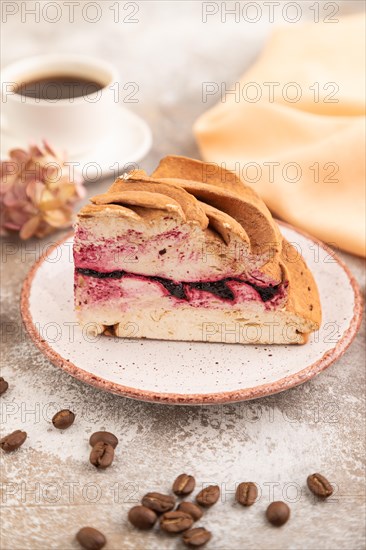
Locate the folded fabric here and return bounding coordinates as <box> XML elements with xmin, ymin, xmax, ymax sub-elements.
<box><xmin>194</xmin><ymin>14</ymin><xmax>365</xmax><ymax>256</ymax></box>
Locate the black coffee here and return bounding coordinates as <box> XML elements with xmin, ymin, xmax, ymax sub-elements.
<box><xmin>14</xmin><ymin>75</ymin><xmax>104</xmax><ymax>100</ymax></box>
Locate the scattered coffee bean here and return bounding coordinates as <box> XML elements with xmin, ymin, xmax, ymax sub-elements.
<box><xmin>235</xmin><ymin>482</ymin><xmax>258</xmax><ymax>506</ymax></box>
<box><xmin>128</xmin><ymin>505</ymin><xmax>157</xmax><ymax>530</ymax></box>
<box><xmin>160</xmin><ymin>511</ymin><xmax>193</xmax><ymax>533</ymax></box>
<box><xmin>307</xmin><ymin>473</ymin><xmax>333</xmax><ymax>498</ymax></box>
<box><xmin>266</xmin><ymin>501</ymin><xmax>290</xmax><ymax>526</ymax></box>
<box><xmin>142</xmin><ymin>492</ymin><xmax>175</xmax><ymax>513</ymax></box>
<box><xmin>89</xmin><ymin>431</ymin><xmax>118</xmax><ymax>449</ymax></box>
<box><xmin>196</xmin><ymin>485</ymin><xmax>220</xmax><ymax>507</ymax></box>
<box><xmin>177</xmin><ymin>502</ymin><xmax>203</xmax><ymax>521</ymax></box>
<box><xmin>76</xmin><ymin>526</ymin><xmax>106</xmax><ymax>550</ymax></box>
<box><xmin>182</xmin><ymin>527</ymin><xmax>212</xmax><ymax>547</ymax></box>
<box><xmin>0</xmin><ymin>430</ymin><xmax>27</xmax><ymax>452</ymax></box>
<box><xmin>0</xmin><ymin>377</ymin><xmax>9</xmax><ymax>396</ymax></box>
<box><xmin>52</xmin><ymin>409</ymin><xmax>75</xmax><ymax>430</ymax></box>
<box><xmin>89</xmin><ymin>442</ymin><xmax>114</xmax><ymax>469</ymax></box>
<box><xmin>173</xmin><ymin>473</ymin><xmax>196</xmax><ymax>496</ymax></box>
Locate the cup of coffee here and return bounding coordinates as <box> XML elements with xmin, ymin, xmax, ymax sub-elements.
<box><xmin>1</xmin><ymin>54</ymin><xmax>120</xmax><ymax>155</ymax></box>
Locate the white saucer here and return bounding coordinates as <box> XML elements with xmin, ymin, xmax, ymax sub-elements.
<box><xmin>1</xmin><ymin>106</ymin><xmax>152</xmax><ymax>180</ymax></box>
<box><xmin>21</xmin><ymin>223</ymin><xmax>362</xmax><ymax>405</ymax></box>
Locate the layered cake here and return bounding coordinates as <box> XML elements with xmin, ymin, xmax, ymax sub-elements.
<box><xmin>73</xmin><ymin>156</ymin><xmax>321</xmax><ymax>344</ymax></box>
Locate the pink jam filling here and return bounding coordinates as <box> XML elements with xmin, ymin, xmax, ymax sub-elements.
<box><xmin>75</xmin><ymin>272</ymin><xmax>287</xmax><ymax>310</ymax></box>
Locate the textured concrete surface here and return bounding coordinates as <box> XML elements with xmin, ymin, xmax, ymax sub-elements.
<box><xmin>1</xmin><ymin>2</ymin><xmax>365</xmax><ymax>549</ymax></box>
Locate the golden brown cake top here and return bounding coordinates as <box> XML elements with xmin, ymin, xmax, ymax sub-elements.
<box><xmin>89</xmin><ymin>155</ymin><xmax>282</xmax><ymax>257</ymax></box>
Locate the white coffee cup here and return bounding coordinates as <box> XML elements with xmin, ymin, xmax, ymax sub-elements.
<box><xmin>1</xmin><ymin>54</ymin><xmax>120</xmax><ymax>156</ymax></box>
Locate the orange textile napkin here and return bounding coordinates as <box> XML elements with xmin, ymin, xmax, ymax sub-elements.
<box><xmin>194</xmin><ymin>14</ymin><xmax>365</xmax><ymax>256</ymax></box>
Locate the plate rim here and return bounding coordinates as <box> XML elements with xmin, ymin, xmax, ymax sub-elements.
<box><xmin>20</xmin><ymin>223</ymin><xmax>363</xmax><ymax>405</ymax></box>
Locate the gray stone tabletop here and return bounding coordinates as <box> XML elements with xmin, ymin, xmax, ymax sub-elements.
<box><xmin>1</xmin><ymin>2</ymin><xmax>365</xmax><ymax>549</ymax></box>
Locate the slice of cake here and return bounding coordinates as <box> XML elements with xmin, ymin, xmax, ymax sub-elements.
<box><xmin>73</xmin><ymin>156</ymin><xmax>321</xmax><ymax>344</ymax></box>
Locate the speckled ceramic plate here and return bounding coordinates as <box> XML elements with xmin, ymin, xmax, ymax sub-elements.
<box><xmin>21</xmin><ymin>223</ymin><xmax>362</xmax><ymax>405</ymax></box>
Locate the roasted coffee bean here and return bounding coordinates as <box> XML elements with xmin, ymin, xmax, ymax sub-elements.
<box><xmin>0</xmin><ymin>377</ymin><xmax>9</xmax><ymax>395</ymax></box>
<box><xmin>128</xmin><ymin>505</ymin><xmax>157</xmax><ymax>529</ymax></box>
<box><xmin>196</xmin><ymin>485</ymin><xmax>220</xmax><ymax>507</ymax></box>
<box><xmin>173</xmin><ymin>473</ymin><xmax>196</xmax><ymax>496</ymax></box>
<box><xmin>89</xmin><ymin>431</ymin><xmax>118</xmax><ymax>449</ymax></box>
<box><xmin>160</xmin><ymin>511</ymin><xmax>193</xmax><ymax>533</ymax></box>
<box><xmin>89</xmin><ymin>442</ymin><xmax>114</xmax><ymax>469</ymax></box>
<box><xmin>182</xmin><ymin>527</ymin><xmax>212</xmax><ymax>547</ymax></box>
<box><xmin>235</xmin><ymin>482</ymin><xmax>258</xmax><ymax>506</ymax></box>
<box><xmin>76</xmin><ymin>526</ymin><xmax>106</xmax><ymax>550</ymax></box>
<box><xmin>142</xmin><ymin>492</ymin><xmax>175</xmax><ymax>513</ymax></box>
<box><xmin>307</xmin><ymin>473</ymin><xmax>333</xmax><ymax>498</ymax></box>
<box><xmin>177</xmin><ymin>502</ymin><xmax>203</xmax><ymax>521</ymax></box>
<box><xmin>266</xmin><ymin>501</ymin><xmax>290</xmax><ymax>526</ymax></box>
<box><xmin>52</xmin><ymin>409</ymin><xmax>75</xmax><ymax>429</ymax></box>
<box><xmin>0</xmin><ymin>430</ymin><xmax>27</xmax><ymax>452</ymax></box>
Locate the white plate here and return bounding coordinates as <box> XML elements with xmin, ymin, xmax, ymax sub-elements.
<box><xmin>21</xmin><ymin>224</ymin><xmax>362</xmax><ymax>405</ymax></box>
<box><xmin>1</xmin><ymin>106</ymin><xmax>152</xmax><ymax>179</ymax></box>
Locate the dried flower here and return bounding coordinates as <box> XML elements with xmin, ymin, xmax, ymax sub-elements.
<box><xmin>0</xmin><ymin>141</ymin><xmax>85</xmax><ymax>239</ymax></box>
